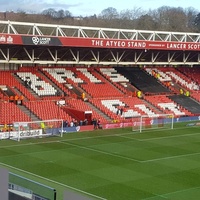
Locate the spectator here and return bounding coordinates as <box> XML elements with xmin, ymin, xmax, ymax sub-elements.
<box><xmin>63</xmin><ymin>120</ymin><xmax>68</xmax><ymax>127</ymax></box>
<box><xmin>92</xmin><ymin>118</ymin><xmax>97</xmax><ymax>129</ymax></box>
<box><xmin>40</xmin><ymin>122</ymin><xmax>45</xmax><ymax>134</ymax></box>
<box><xmin>83</xmin><ymin>119</ymin><xmax>88</xmax><ymax>125</ymax></box>
<box><xmin>120</xmin><ymin>107</ymin><xmax>124</xmax><ymax>116</ymax></box>
<box><xmin>14</xmin><ymin>95</ymin><xmax>19</xmax><ymax>105</ymax></box>
<box><xmin>24</xmin><ymin>79</ymin><xmax>28</xmax><ymax>87</ymax></box>
<box><xmin>70</xmin><ymin>120</ymin><xmax>74</xmax><ymax>127</ymax></box>
<box><xmin>116</xmin><ymin>106</ymin><xmax>120</xmax><ymax>115</ymax></box>
<box><xmin>97</xmin><ymin>118</ymin><xmax>102</xmax><ymax>129</ymax></box>
<box><xmin>79</xmin><ymin>120</ymin><xmax>83</xmax><ymax>126</ymax></box>
<box><xmin>19</xmin><ymin>95</ymin><xmax>24</xmax><ymax>105</ymax></box>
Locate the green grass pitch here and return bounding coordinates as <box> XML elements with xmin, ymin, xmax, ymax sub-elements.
<box><xmin>1</xmin><ymin>122</ymin><xmax>200</xmax><ymax>200</ymax></box>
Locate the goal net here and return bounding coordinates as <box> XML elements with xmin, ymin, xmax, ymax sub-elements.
<box><xmin>10</xmin><ymin>119</ymin><xmax>63</xmax><ymax>141</ymax></box>
<box><xmin>132</xmin><ymin>114</ymin><xmax>174</xmax><ymax>133</ymax></box>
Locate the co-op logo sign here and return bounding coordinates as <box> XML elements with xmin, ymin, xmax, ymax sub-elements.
<box><xmin>32</xmin><ymin>36</ymin><xmax>51</xmax><ymax>45</ymax></box>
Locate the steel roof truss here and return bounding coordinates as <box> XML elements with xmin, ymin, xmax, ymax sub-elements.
<box><xmin>8</xmin><ymin>22</ymin><xmax>17</xmax><ymax>34</ymax></box>
<box><xmin>135</xmin><ymin>52</ymin><xmax>143</xmax><ymax>63</ymax></box>
<box><xmin>23</xmin><ymin>47</ymin><xmax>33</xmax><ymax>61</ymax></box>
<box><xmin>70</xmin><ymin>49</ymin><xmax>79</xmax><ymax>62</ymax></box>
<box><xmin>183</xmin><ymin>52</ymin><xmax>191</xmax><ymax>63</ymax></box>
<box><xmin>151</xmin><ymin>52</ymin><xmax>160</xmax><ymax>63</ymax></box>
<box><xmin>168</xmin><ymin>52</ymin><xmax>176</xmax><ymax>62</ymax></box>
<box><xmin>0</xmin><ymin>48</ymin><xmax>8</xmax><ymax>61</ymax></box>
<box><xmin>33</xmin><ymin>25</ymin><xmax>43</xmax><ymax>35</ymax></box>
<box><xmin>91</xmin><ymin>50</ymin><xmax>99</xmax><ymax>62</ymax></box>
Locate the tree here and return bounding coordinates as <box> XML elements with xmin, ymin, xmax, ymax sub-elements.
<box><xmin>99</xmin><ymin>7</ymin><xmax>119</xmax><ymax>20</ymax></box>
<box><xmin>42</xmin><ymin>8</ymin><xmax>57</xmax><ymax>18</ymax></box>
<box><xmin>194</xmin><ymin>12</ymin><xmax>200</xmax><ymax>31</ymax></box>
<box><xmin>150</xmin><ymin>6</ymin><xmax>192</xmax><ymax>32</ymax></box>
<box><xmin>65</xmin><ymin>10</ymin><xmax>72</xmax><ymax>18</ymax></box>
<box><xmin>136</xmin><ymin>14</ymin><xmax>157</xmax><ymax>30</ymax></box>
<box><xmin>119</xmin><ymin>7</ymin><xmax>145</xmax><ymax>20</ymax></box>
<box><xmin>182</xmin><ymin>7</ymin><xmax>198</xmax><ymax>32</ymax></box>
<box><xmin>56</xmin><ymin>9</ymin><xmax>65</xmax><ymax>19</ymax></box>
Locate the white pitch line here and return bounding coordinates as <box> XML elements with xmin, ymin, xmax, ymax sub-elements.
<box><xmin>138</xmin><ymin>131</ymin><xmax>200</xmax><ymax>142</ymax></box>
<box><xmin>142</xmin><ymin>151</ymin><xmax>200</xmax><ymax>163</ymax></box>
<box><xmin>142</xmin><ymin>185</ymin><xmax>200</xmax><ymax>199</ymax></box>
<box><xmin>1</xmin><ymin>128</ymin><xmax>199</xmax><ymax>150</ymax></box>
<box><xmin>0</xmin><ymin>132</ymin><xmax>135</xmax><ymax>149</ymax></box>
<box><xmin>59</xmin><ymin>141</ymin><xmax>141</xmax><ymax>162</ymax></box>
<box><xmin>159</xmin><ymin>185</ymin><xmax>200</xmax><ymax>198</ymax></box>
<box><xmin>0</xmin><ymin>162</ymin><xmax>107</xmax><ymax>200</ymax></box>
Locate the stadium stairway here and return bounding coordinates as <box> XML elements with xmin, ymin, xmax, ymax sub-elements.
<box><xmin>17</xmin><ymin>104</ymin><xmax>41</xmax><ymax>121</ymax></box>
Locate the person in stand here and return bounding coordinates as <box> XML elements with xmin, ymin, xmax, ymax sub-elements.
<box><xmin>74</xmin><ymin>119</ymin><xmax>78</xmax><ymax>126</ymax></box>
<box><xmin>83</xmin><ymin>118</ymin><xmax>88</xmax><ymax>125</ymax></box>
<box><xmin>81</xmin><ymin>92</ymin><xmax>85</xmax><ymax>101</ymax></box>
<box><xmin>9</xmin><ymin>96</ymin><xmax>14</xmax><ymax>102</ymax></box>
<box><xmin>19</xmin><ymin>95</ymin><xmax>24</xmax><ymax>105</ymax></box>
<box><xmin>40</xmin><ymin>122</ymin><xmax>45</xmax><ymax>134</ymax></box>
<box><xmin>120</xmin><ymin>107</ymin><xmax>124</xmax><ymax>116</ymax></box>
<box><xmin>92</xmin><ymin>118</ymin><xmax>97</xmax><ymax>129</ymax></box>
<box><xmin>24</xmin><ymin>79</ymin><xmax>28</xmax><ymax>87</ymax></box>
<box><xmin>14</xmin><ymin>95</ymin><xmax>19</xmax><ymax>105</ymax></box>
<box><xmin>28</xmin><ymin>80</ymin><xmax>32</xmax><ymax>87</ymax></box>
<box><xmin>70</xmin><ymin>120</ymin><xmax>74</xmax><ymax>127</ymax></box>
<box><xmin>63</xmin><ymin>120</ymin><xmax>68</xmax><ymax>127</ymax></box>
<box><xmin>79</xmin><ymin>120</ymin><xmax>83</xmax><ymax>126</ymax></box>
<box><xmin>116</xmin><ymin>106</ymin><xmax>120</xmax><ymax>115</ymax></box>
<box><xmin>97</xmin><ymin>118</ymin><xmax>102</xmax><ymax>129</ymax></box>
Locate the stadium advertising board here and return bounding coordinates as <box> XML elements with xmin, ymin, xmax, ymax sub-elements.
<box><xmin>1</xmin><ymin>33</ymin><xmax>200</xmax><ymax>51</ymax></box>
<box><xmin>0</xmin><ymin>129</ymin><xmax>42</xmax><ymax>140</ymax></box>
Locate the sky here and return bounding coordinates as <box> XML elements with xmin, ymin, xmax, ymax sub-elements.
<box><xmin>0</xmin><ymin>0</ymin><xmax>199</xmax><ymax>16</ymax></box>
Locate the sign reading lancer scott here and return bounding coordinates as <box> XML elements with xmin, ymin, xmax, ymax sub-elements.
<box><xmin>21</xmin><ymin>35</ymin><xmax>62</xmax><ymax>46</ymax></box>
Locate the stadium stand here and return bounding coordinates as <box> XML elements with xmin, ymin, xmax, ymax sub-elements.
<box><xmin>0</xmin><ymin>65</ymin><xmax>199</xmax><ymax>128</ymax></box>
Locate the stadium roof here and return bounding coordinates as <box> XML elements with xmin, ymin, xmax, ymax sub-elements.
<box><xmin>0</xmin><ymin>20</ymin><xmax>200</xmax><ymax>65</ymax></box>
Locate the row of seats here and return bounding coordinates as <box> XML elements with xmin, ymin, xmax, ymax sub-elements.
<box><xmin>0</xmin><ymin>102</ymin><xmax>31</xmax><ymax>124</ymax></box>
<box><xmin>16</xmin><ymin>72</ymin><xmax>57</xmax><ymax>96</ymax></box>
<box><xmin>145</xmin><ymin>67</ymin><xmax>199</xmax><ymax>91</ymax></box>
<box><xmin>145</xmin><ymin>95</ymin><xmax>192</xmax><ymax>116</ymax></box>
<box><xmin>23</xmin><ymin>100</ymin><xmax>72</xmax><ymax>121</ymax></box>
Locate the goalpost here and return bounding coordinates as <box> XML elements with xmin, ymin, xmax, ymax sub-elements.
<box><xmin>10</xmin><ymin>119</ymin><xmax>63</xmax><ymax>141</ymax></box>
<box><xmin>132</xmin><ymin>114</ymin><xmax>174</xmax><ymax>133</ymax></box>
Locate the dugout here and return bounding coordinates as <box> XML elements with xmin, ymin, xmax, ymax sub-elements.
<box><xmin>63</xmin><ymin>107</ymin><xmax>92</xmax><ymax>125</ymax></box>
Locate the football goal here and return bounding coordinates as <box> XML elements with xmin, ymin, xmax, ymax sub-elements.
<box><xmin>132</xmin><ymin>114</ymin><xmax>174</xmax><ymax>133</ymax></box>
<box><xmin>10</xmin><ymin>119</ymin><xmax>63</xmax><ymax>141</ymax></box>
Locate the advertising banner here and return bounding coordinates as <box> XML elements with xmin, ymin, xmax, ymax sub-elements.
<box><xmin>1</xmin><ymin>33</ymin><xmax>200</xmax><ymax>51</ymax></box>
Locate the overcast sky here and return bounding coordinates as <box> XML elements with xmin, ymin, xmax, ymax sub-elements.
<box><xmin>0</xmin><ymin>0</ymin><xmax>199</xmax><ymax>16</ymax></box>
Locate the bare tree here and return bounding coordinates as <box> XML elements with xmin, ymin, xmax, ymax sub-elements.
<box><xmin>99</xmin><ymin>7</ymin><xmax>119</xmax><ymax>20</ymax></box>
<box><xmin>136</xmin><ymin>14</ymin><xmax>157</xmax><ymax>30</ymax></box>
<box><xmin>2</xmin><ymin>6</ymin><xmax>200</xmax><ymax>33</ymax></box>
<box><xmin>119</xmin><ymin>7</ymin><xmax>145</xmax><ymax>20</ymax></box>
<box><xmin>42</xmin><ymin>8</ymin><xmax>57</xmax><ymax>18</ymax></box>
